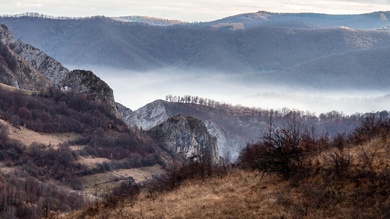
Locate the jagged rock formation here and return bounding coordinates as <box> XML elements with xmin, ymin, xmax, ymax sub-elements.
<box><xmin>116</xmin><ymin>102</ymin><xmax>139</xmax><ymax>128</ymax></box>
<box><xmin>203</xmin><ymin>120</ymin><xmax>232</xmax><ymax>162</ymax></box>
<box><xmin>62</xmin><ymin>70</ymin><xmax>116</xmax><ymax>110</ymax></box>
<box><xmin>147</xmin><ymin>114</ymin><xmax>220</xmax><ymax>163</ymax></box>
<box><xmin>0</xmin><ymin>25</ymin><xmax>51</xmax><ymax>90</ymax></box>
<box><xmin>117</xmin><ymin>100</ymin><xmax>246</xmax><ymax>162</ymax></box>
<box><xmin>0</xmin><ymin>24</ymin><xmax>13</xmax><ymax>46</ymax></box>
<box><xmin>116</xmin><ymin>102</ymin><xmax>223</xmax><ymax>161</ymax></box>
<box><xmin>132</xmin><ymin>100</ymin><xmax>169</xmax><ymax>130</ymax></box>
<box><xmin>0</xmin><ymin>23</ymin><xmax>119</xmax><ymax>115</ymax></box>
<box><xmin>12</xmin><ymin>39</ymin><xmax>69</xmax><ymax>85</ymax></box>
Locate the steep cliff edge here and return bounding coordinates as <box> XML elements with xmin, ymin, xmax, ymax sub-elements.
<box><xmin>147</xmin><ymin>114</ymin><xmax>220</xmax><ymax>164</ymax></box>
<box><xmin>0</xmin><ymin>24</ymin><xmax>13</xmax><ymax>46</ymax></box>
<box><xmin>118</xmin><ymin>100</ymin><xmax>247</xmax><ymax>162</ymax></box>
<box><xmin>0</xmin><ymin>23</ymin><xmax>119</xmax><ymax>115</ymax></box>
<box><xmin>132</xmin><ymin>100</ymin><xmax>169</xmax><ymax>130</ymax></box>
<box><xmin>0</xmin><ymin>25</ymin><xmax>51</xmax><ymax>90</ymax></box>
<box><xmin>62</xmin><ymin>70</ymin><xmax>117</xmax><ymax>113</ymax></box>
<box><xmin>12</xmin><ymin>39</ymin><xmax>69</xmax><ymax>85</ymax></box>
<box><xmin>116</xmin><ymin>102</ymin><xmax>138</xmax><ymax>128</ymax></box>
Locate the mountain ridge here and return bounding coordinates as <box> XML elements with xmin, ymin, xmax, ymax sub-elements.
<box><xmin>2</xmin><ymin>13</ymin><xmax>390</xmax><ymax>90</ymax></box>
<box><xmin>3</xmin><ymin>11</ymin><xmax>390</xmax><ymax>28</ymax></box>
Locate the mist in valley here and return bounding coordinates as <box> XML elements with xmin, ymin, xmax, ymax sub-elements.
<box><xmin>69</xmin><ymin>65</ymin><xmax>390</xmax><ymax>115</ymax></box>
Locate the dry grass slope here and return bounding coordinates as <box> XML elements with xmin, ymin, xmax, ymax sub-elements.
<box><xmin>57</xmin><ymin>131</ymin><xmax>390</xmax><ymax>219</ymax></box>
<box><xmin>0</xmin><ymin>119</ymin><xmax>80</xmax><ymax>147</ymax></box>
<box><xmin>59</xmin><ymin>170</ymin><xmax>289</xmax><ymax>219</ymax></box>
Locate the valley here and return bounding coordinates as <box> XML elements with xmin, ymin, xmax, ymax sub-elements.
<box><xmin>0</xmin><ymin>10</ymin><xmax>390</xmax><ymax>218</ymax></box>
<box><xmin>3</xmin><ymin>13</ymin><xmax>390</xmax><ymax>113</ymax></box>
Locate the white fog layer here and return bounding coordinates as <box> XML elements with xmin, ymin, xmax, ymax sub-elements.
<box><xmin>70</xmin><ymin>66</ymin><xmax>390</xmax><ymax>115</ymax></box>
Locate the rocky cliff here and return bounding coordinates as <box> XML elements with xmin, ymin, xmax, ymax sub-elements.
<box><xmin>0</xmin><ymin>23</ymin><xmax>119</xmax><ymax>115</ymax></box>
<box><xmin>118</xmin><ymin>100</ymin><xmax>250</xmax><ymax>162</ymax></box>
<box><xmin>116</xmin><ymin>102</ymin><xmax>139</xmax><ymax>128</ymax></box>
<box><xmin>12</xmin><ymin>39</ymin><xmax>69</xmax><ymax>85</ymax></box>
<box><xmin>132</xmin><ymin>100</ymin><xmax>169</xmax><ymax>130</ymax></box>
<box><xmin>62</xmin><ymin>70</ymin><xmax>117</xmax><ymax>112</ymax></box>
<box><xmin>0</xmin><ymin>25</ymin><xmax>52</xmax><ymax>90</ymax></box>
<box><xmin>147</xmin><ymin>114</ymin><xmax>220</xmax><ymax>164</ymax></box>
<box><xmin>0</xmin><ymin>24</ymin><xmax>13</xmax><ymax>46</ymax></box>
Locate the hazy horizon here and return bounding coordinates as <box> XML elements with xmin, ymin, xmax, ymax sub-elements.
<box><xmin>2</xmin><ymin>1</ymin><xmax>390</xmax><ymax>22</ymax></box>
<box><xmin>71</xmin><ymin>65</ymin><xmax>390</xmax><ymax>115</ymax></box>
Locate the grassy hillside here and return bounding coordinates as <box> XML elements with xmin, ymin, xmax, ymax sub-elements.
<box><xmin>0</xmin><ymin>85</ymin><xmax>179</xmax><ymax>218</ymax></box>
<box><xmin>59</xmin><ymin>116</ymin><xmax>390</xmax><ymax>218</ymax></box>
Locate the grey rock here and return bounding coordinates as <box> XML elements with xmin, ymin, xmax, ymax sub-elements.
<box><xmin>133</xmin><ymin>100</ymin><xmax>169</xmax><ymax>130</ymax></box>
<box><xmin>13</xmin><ymin>40</ymin><xmax>69</xmax><ymax>85</ymax></box>
<box><xmin>0</xmin><ymin>24</ymin><xmax>14</xmax><ymax>46</ymax></box>
<box><xmin>147</xmin><ymin>114</ymin><xmax>220</xmax><ymax>164</ymax></box>
<box><xmin>0</xmin><ymin>33</ymin><xmax>52</xmax><ymax>90</ymax></box>
<box><xmin>0</xmin><ymin>24</ymin><xmax>120</xmax><ymax>116</ymax></box>
<box><xmin>116</xmin><ymin>102</ymin><xmax>138</xmax><ymax>128</ymax></box>
<box><xmin>62</xmin><ymin>70</ymin><xmax>118</xmax><ymax>116</ymax></box>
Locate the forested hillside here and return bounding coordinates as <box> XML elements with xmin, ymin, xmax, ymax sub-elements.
<box><xmin>2</xmin><ymin>13</ymin><xmax>390</xmax><ymax>90</ymax></box>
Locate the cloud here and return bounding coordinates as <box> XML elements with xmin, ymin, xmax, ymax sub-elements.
<box><xmin>16</xmin><ymin>2</ymin><xmax>43</xmax><ymax>8</ymax></box>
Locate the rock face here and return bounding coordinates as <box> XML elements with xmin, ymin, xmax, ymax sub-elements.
<box><xmin>203</xmin><ymin>120</ymin><xmax>233</xmax><ymax>162</ymax></box>
<box><xmin>119</xmin><ymin>100</ymin><xmax>249</xmax><ymax>162</ymax></box>
<box><xmin>62</xmin><ymin>70</ymin><xmax>116</xmax><ymax>110</ymax></box>
<box><xmin>0</xmin><ymin>25</ymin><xmax>52</xmax><ymax>90</ymax></box>
<box><xmin>12</xmin><ymin>40</ymin><xmax>69</xmax><ymax>85</ymax></box>
<box><xmin>115</xmin><ymin>102</ymin><xmax>140</xmax><ymax>128</ymax></box>
<box><xmin>132</xmin><ymin>100</ymin><xmax>169</xmax><ymax>130</ymax></box>
<box><xmin>0</xmin><ymin>24</ymin><xmax>13</xmax><ymax>46</ymax></box>
<box><xmin>147</xmin><ymin>114</ymin><xmax>220</xmax><ymax>164</ymax></box>
<box><xmin>0</xmin><ymin>23</ymin><xmax>119</xmax><ymax>115</ymax></box>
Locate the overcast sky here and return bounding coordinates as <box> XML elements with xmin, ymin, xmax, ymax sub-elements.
<box><xmin>1</xmin><ymin>0</ymin><xmax>390</xmax><ymax>21</ymax></box>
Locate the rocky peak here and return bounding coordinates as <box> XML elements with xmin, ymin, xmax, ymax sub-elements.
<box><xmin>147</xmin><ymin>114</ymin><xmax>220</xmax><ymax>163</ymax></box>
<box><xmin>12</xmin><ymin>40</ymin><xmax>69</xmax><ymax>85</ymax></box>
<box><xmin>0</xmin><ymin>24</ymin><xmax>119</xmax><ymax>116</ymax></box>
<box><xmin>0</xmin><ymin>41</ymin><xmax>52</xmax><ymax>90</ymax></box>
<box><xmin>133</xmin><ymin>100</ymin><xmax>169</xmax><ymax>130</ymax></box>
<box><xmin>0</xmin><ymin>24</ymin><xmax>14</xmax><ymax>46</ymax></box>
<box><xmin>116</xmin><ymin>102</ymin><xmax>138</xmax><ymax>128</ymax></box>
<box><xmin>12</xmin><ymin>41</ymin><xmax>119</xmax><ymax>115</ymax></box>
<box><xmin>62</xmin><ymin>70</ymin><xmax>118</xmax><ymax>115</ymax></box>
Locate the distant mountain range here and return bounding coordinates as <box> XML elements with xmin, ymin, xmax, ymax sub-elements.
<box><xmin>206</xmin><ymin>11</ymin><xmax>390</xmax><ymax>29</ymax></box>
<box><xmin>1</xmin><ymin>11</ymin><xmax>390</xmax><ymax>89</ymax></box>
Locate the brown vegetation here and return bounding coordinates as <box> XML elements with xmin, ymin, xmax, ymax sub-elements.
<box><xmin>0</xmin><ymin>86</ymin><xmax>182</xmax><ymax>218</ymax></box>
<box><xmin>0</xmin><ymin>86</ymin><xmax>127</xmax><ymax>134</ymax></box>
<box><xmin>60</xmin><ymin>115</ymin><xmax>390</xmax><ymax>219</ymax></box>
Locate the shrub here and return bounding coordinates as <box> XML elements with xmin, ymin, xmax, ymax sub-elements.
<box><xmin>239</xmin><ymin>118</ymin><xmax>311</xmax><ymax>179</ymax></box>
<box><xmin>0</xmin><ymin>87</ymin><xmax>128</xmax><ymax>134</ymax></box>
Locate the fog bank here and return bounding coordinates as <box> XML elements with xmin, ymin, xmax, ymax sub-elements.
<box><xmin>70</xmin><ymin>66</ymin><xmax>390</xmax><ymax>115</ymax></box>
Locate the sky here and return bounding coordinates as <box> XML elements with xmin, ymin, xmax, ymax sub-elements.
<box><xmin>2</xmin><ymin>0</ymin><xmax>390</xmax><ymax>21</ymax></box>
